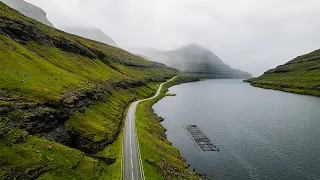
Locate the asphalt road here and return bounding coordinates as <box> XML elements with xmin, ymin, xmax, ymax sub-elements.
<box><xmin>123</xmin><ymin>76</ymin><xmax>177</xmax><ymax>180</ymax></box>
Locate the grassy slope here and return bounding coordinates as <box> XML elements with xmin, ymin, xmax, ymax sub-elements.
<box><xmin>136</xmin><ymin>75</ymin><xmax>203</xmax><ymax>180</ymax></box>
<box><xmin>0</xmin><ymin>2</ymin><xmax>177</xmax><ymax>179</ymax></box>
<box><xmin>245</xmin><ymin>49</ymin><xmax>320</xmax><ymax>96</ymax></box>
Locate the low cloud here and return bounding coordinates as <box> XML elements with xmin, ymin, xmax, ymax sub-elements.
<box><xmin>26</xmin><ymin>0</ymin><xmax>320</xmax><ymax>76</ymax></box>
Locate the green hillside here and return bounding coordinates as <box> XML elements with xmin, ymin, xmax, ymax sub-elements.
<box><xmin>245</xmin><ymin>49</ymin><xmax>320</xmax><ymax>96</ymax></box>
<box><xmin>0</xmin><ymin>2</ymin><xmax>177</xmax><ymax>179</ymax></box>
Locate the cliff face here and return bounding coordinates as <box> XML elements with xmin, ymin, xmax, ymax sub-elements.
<box><xmin>0</xmin><ymin>0</ymin><xmax>54</xmax><ymax>27</ymax></box>
<box><xmin>63</xmin><ymin>27</ymin><xmax>118</xmax><ymax>47</ymax></box>
<box><xmin>245</xmin><ymin>49</ymin><xmax>320</xmax><ymax>96</ymax></box>
<box><xmin>136</xmin><ymin>44</ymin><xmax>252</xmax><ymax>79</ymax></box>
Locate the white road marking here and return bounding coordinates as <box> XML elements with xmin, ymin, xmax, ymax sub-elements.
<box><xmin>122</xmin><ymin>76</ymin><xmax>177</xmax><ymax>180</ymax></box>
<box><xmin>132</xmin><ymin>171</ymin><xmax>134</xmax><ymax>180</ymax></box>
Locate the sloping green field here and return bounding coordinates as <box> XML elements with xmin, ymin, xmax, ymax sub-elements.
<box><xmin>245</xmin><ymin>49</ymin><xmax>320</xmax><ymax>96</ymax></box>
<box><xmin>0</xmin><ymin>2</ymin><xmax>177</xmax><ymax>179</ymax></box>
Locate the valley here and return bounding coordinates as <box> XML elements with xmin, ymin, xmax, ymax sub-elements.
<box><xmin>1</xmin><ymin>0</ymin><xmax>320</xmax><ymax>180</ymax></box>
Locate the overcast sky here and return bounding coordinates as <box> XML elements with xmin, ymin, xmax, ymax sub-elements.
<box><xmin>25</xmin><ymin>0</ymin><xmax>320</xmax><ymax>76</ymax></box>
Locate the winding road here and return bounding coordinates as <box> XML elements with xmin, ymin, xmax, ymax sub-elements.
<box><xmin>122</xmin><ymin>76</ymin><xmax>177</xmax><ymax>180</ymax></box>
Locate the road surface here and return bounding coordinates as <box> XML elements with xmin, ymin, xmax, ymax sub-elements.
<box><xmin>123</xmin><ymin>76</ymin><xmax>177</xmax><ymax>180</ymax></box>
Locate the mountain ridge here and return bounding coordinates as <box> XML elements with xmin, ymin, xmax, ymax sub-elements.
<box><xmin>134</xmin><ymin>44</ymin><xmax>252</xmax><ymax>79</ymax></box>
<box><xmin>0</xmin><ymin>0</ymin><xmax>119</xmax><ymax>48</ymax></box>
<box><xmin>0</xmin><ymin>0</ymin><xmax>54</xmax><ymax>27</ymax></box>
<box><xmin>63</xmin><ymin>27</ymin><xmax>118</xmax><ymax>47</ymax></box>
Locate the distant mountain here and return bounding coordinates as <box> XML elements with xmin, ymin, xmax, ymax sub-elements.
<box><xmin>135</xmin><ymin>44</ymin><xmax>252</xmax><ymax>79</ymax></box>
<box><xmin>0</xmin><ymin>0</ymin><xmax>54</xmax><ymax>27</ymax></box>
<box><xmin>245</xmin><ymin>49</ymin><xmax>320</xmax><ymax>96</ymax></box>
<box><xmin>135</xmin><ymin>54</ymin><xmax>151</xmax><ymax>60</ymax></box>
<box><xmin>63</xmin><ymin>27</ymin><xmax>117</xmax><ymax>47</ymax></box>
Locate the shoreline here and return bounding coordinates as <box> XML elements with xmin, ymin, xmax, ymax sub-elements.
<box><xmin>135</xmin><ymin>75</ymin><xmax>205</xmax><ymax>179</ymax></box>
<box><xmin>244</xmin><ymin>79</ymin><xmax>320</xmax><ymax>97</ymax></box>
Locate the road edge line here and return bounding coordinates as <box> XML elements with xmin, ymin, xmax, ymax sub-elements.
<box><xmin>135</xmin><ymin>76</ymin><xmax>176</xmax><ymax>180</ymax></box>
<box><xmin>123</xmin><ymin>76</ymin><xmax>177</xmax><ymax>180</ymax></box>
<box><xmin>121</xmin><ymin>113</ymin><xmax>126</xmax><ymax>180</ymax></box>
<box><xmin>135</xmin><ymin>132</ymin><xmax>145</xmax><ymax>180</ymax></box>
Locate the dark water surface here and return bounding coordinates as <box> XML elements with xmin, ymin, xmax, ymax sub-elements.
<box><xmin>153</xmin><ymin>79</ymin><xmax>320</xmax><ymax>180</ymax></box>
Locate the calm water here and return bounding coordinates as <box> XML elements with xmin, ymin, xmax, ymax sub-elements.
<box><xmin>154</xmin><ymin>79</ymin><xmax>320</xmax><ymax>180</ymax></box>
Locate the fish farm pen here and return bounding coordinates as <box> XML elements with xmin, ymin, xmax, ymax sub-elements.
<box><xmin>184</xmin><ymin>125</ymin><xmax>219</xmax><ymax>151</ymax></box>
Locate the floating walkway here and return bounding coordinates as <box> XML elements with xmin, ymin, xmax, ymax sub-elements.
<box><xmin>184</xmin><ymin>125</ymin><xmax>219</xmax><ymax>151</ymax></box>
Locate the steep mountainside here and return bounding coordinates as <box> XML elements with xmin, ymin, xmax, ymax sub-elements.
<box><xmin>0</xmin><ymin>0</ymin><xmax>54</xmax><ymax>27</ymax></box>
<box><xmin>245</xmin><ymin>49</ymin><xmax>320</xmax><ymax>96</ymax></box>
<box><xmin>0</xmin><ymin>2</ymin><xmax>178</xmax><ymax>179</ymax></box>
<box><xmin>136</xmin><ymin>44</ymin><xmax>252</xmax><ymax>79</ymax></box>
<box><xmin>63</xmin><ymin>27</ymin><xmax>118</xmax><ymax>47</ymax></box>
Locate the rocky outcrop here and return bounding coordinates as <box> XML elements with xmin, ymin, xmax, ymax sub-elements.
<box><xmin>0</xmin><ymin>78</ymin><xmax>152</xmax><ymax>154</ymax></box>
<box><xmin>52</xmin><ymin>36</ymin><xmax>98</xmax><ymax>59</ymax></box>
<box><xmin>0</xmin><ymin>15</ymin><xmax>101</xmax><ymax>60</ymax></box>
<box><xmin>0</xmin><ymin>15</ymin><xmax>51</xmax><ymax>44</ymax></box>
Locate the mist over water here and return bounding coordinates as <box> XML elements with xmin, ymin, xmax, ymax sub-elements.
<box><xmin>154</xmin><ymin>80</ymin><xmax>320</xmax><ymax>180</ymax></box>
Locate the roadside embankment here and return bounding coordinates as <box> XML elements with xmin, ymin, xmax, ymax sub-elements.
<box><xmin>136</xmin><ymin>75</ymin><xmax>204</xmax><ymax>179</ymax></box>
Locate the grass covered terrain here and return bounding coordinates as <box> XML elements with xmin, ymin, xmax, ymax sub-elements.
<box><xmin>245</xmin><ymin>49</ymin><xmax>320</xmax><ymax>96</ymax></box>
<box><xmin>136</xmin><ymin>75</ymin><xmax>203</xmax><ymax>179</ymax></box>
<box><xmin>0</xmin><ymin>2</ymin><xmax>177</xmax><ymax>179</ymax></box>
